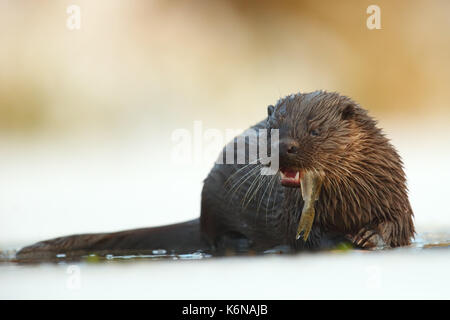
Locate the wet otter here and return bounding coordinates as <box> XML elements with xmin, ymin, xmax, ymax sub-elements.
<box><xmin>17</xmin><ymin>91</ymin><xmax>415</xmax><ymax>260</ymax></box>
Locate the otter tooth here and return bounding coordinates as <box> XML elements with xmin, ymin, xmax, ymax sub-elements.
<box><xmin>295</xmin><ymin>171</ymin><xmax>300</xmax><ymax>181</ymax></box>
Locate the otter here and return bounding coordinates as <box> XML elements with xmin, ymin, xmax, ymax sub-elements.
<box><xmin>16</xmin><ymin>91</ymin><xmax>415</xmax><ymax>261</ymax></box>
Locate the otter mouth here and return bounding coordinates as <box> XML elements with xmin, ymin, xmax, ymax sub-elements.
<box><xmin>279</xmin><ymin>168</ymin><xmax>303</xmax><ymax>187</ymax></box>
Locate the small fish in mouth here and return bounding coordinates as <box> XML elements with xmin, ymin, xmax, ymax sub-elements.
<box><xmin>296</xmin><ymin>171</ymin><xmax>322</xmax><ymax>241</ymax></box>
<box><xmin>279</xmin><ymin>169</ymin><xmax>323</xmax><ymax>241</ymax></box>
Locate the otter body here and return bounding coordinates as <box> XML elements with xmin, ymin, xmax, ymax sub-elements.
<box><xmin>17</xmin><ymin>91</ymin><xmax>415</xmax><ymax>260</ymax></box>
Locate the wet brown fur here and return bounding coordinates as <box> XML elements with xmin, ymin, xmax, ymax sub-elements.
<box><xmin>273</xmin><ymin>91</ymin><xmax>415</xmax><ymax>247</ymax></box>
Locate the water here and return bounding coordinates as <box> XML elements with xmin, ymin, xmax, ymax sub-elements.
<box><xmin>1</xmin><ymin>232</ymin><xmax>448</xmax><ymax>264</ymax></box>
<box><xmin>0</xmin><ymin>233</ymin><xmax>448</xmax><ymax>299</ymax></box>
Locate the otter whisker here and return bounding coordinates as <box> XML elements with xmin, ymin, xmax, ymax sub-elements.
<box><xmin>226</xmin><ymin>164</ymin><xmax>261</xmax><ymax>196</ymax></box>
<box><xmin>224</xmin><ymin>162</ymin><xmax>259</xmax><ymax>187</ymax></box>
<box><xmin>256</xmin><ymin>172</ymin><xmax>278</xmax><ymax>216</ymax></box>
<box><xmin>255</xmin><ymin>174</ymin><xmax>272</xmax><ymax>215</ymax></box>
<box><xmin>242</xmin><ymin>168</ymin><xmax>267</xmax><ymax>209</ymax></box>
<box><xmin>224</xmin><ymin>156</ymin><xmax>267</xmax><ymax>184</ymax></box>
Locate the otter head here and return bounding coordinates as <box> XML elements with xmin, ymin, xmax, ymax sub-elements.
<box><xmin>267</xmin><ymin>91</ymin><xmax>365</xmax><ymax>188</ymax></box>
<box><xmin>265</xmin><ymin>91</ymin><xmax>413</xmax><ymax>243</ymax></box>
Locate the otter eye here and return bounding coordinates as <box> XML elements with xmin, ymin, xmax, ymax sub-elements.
<box><xmin>310</xmin><ymin>129</ymin><xmax>319</xmax><ymax>137</ymax></box>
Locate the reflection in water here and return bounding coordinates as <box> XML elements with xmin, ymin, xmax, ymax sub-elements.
<box><xmin>1</xmin><ymin>232</ymin><xmax>448</xmax><ymax>265</ymax></box>
<box><xmin>411</xmin><ymin>232</ymin><xmax>450</xmax><ymax>250</ymax></box>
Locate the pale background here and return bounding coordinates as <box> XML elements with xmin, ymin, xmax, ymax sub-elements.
<box><xmin>0</xmin><ymin>0</ymin><xmax>449</xmax><ymax>299</ymax></box>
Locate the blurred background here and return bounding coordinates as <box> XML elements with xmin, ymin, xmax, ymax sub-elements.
<box><xmin>1</xmin><ymin>0</ymin><xmax>449</xmax><ymax>252</ymax></box>
<box><xmin>1</xmin><ymin>0</ymin><xmax>450</xmax><ymax>300</ymax></box>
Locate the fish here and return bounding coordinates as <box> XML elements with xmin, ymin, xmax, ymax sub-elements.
<box><xmin>296</xmin><ymin>171</ymin><xmax>322</xmax><ymax>241</ymax></box>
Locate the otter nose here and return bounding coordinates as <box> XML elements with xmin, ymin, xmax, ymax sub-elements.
<box><xmin>279</xmin><ymin>138</ymin><xmax>300</xmax><ymax>156</ymax></box>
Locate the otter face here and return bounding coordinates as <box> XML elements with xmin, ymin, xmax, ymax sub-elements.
<box><xmin>267</xmin><ymin>92</ymin><xmax>361</xmax><ymax>188</ymax></box>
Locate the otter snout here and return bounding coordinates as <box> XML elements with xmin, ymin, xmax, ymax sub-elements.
<box><xmin>279</xmin><ymin>138</ymin><xmax>300</xmax><ymax>156</ymax></box>
<box><xmin>279</xmin><ymin>138</ymin><xmax>300</xmax><ymax>169</ymax></box>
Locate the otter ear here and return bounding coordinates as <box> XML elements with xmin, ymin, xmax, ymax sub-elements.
<box><xmin>267</xmin><ymin>105</ymin><xmax>275</xmax><ymax>117</ymax></box>
<box><xmin>341</xmin><ymin>104</ymin><xmax>355</xmax><ymax>120</ymax></box>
